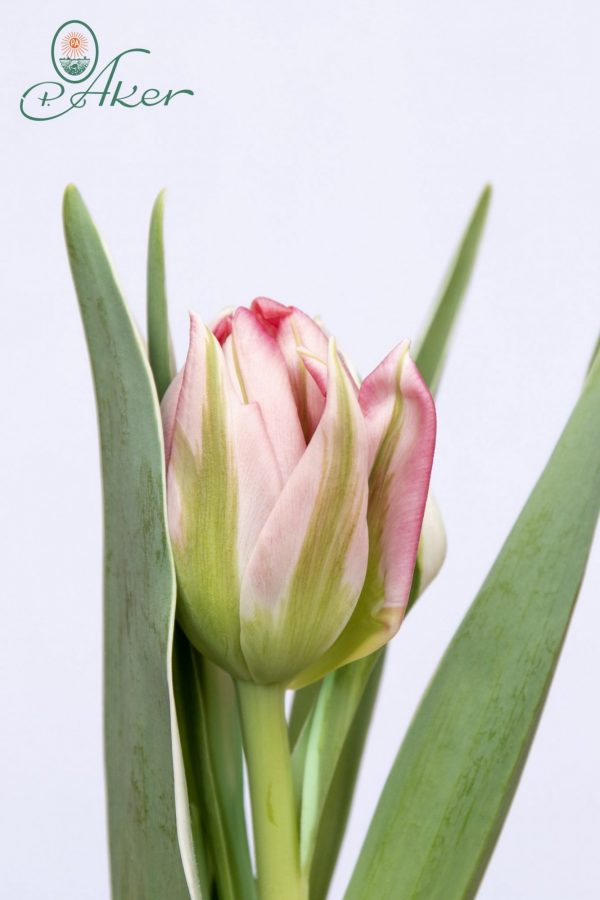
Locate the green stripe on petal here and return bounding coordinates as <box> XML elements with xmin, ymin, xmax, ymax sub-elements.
<box><xmin>295</xmin><ymin>345</ymin><xmax>435</xmax><ymax>684</ymax></box>
<box><xmin>165</xmin><ymin>317</ymin><xmax>248</xmax><ymax>680</ymax></box>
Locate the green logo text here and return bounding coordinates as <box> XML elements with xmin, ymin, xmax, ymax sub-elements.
<box><xmin>21</xmin><ymin>21</ymin><xmax>194</xmax><ymax>121</ymax></box>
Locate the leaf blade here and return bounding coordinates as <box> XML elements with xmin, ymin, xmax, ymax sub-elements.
<box><xmin>345</xmin><ymin>352</ymin><xmax>600</xmax><ymax>900</ymax></box>
<box><xmin>64</xmin><ymin>185</ymin><xmax>201</xmax><ymax>900</ymax></box>
<box><xmin>173</xmin><ymin>631</ymin><xmax>256</xmax><ymax>900</ymax></box>
<box><xmin>299</xmin><ymin>655</ymin><xmax>378</xmax><ymax>873</ymax></box>
<box><xmin>145</xmin><ymin>192</ymin><xmax>255</xmax><ymax>899</ymax></box>
<box><xmin>308</xmin><ymin>654</ymin><xmax>384</xmax><ymax>900</ymax></box>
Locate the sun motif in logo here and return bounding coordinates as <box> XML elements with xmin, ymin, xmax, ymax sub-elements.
<box><xmin>60</xmin><ymin>31</ymin><xmax>89</xmax><ymax>59</ymax></box>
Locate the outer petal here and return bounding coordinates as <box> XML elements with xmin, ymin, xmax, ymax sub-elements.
<box><xmin>162</xmin><ymin>314</ymin><xmax>282</xmax><ymax>680</ymax></box>
<box><xmin>240</xmin><ymin>339</ymin><xmax>369</xmax><ymax>684</ymax></box>
<box><xmin>230</xmin><ymin>308</ymin><xmax>306</xmax><ymax>482</ymax></box>
<box><xmin>162</xmin><ymin>315</ymin><xmax>244</xmax><ymax>676</ymax></box>
<box><xmin>294</xmin><ymin>343</ymin><xmax>435</xmax><ymax>684</ymax></box>
<box><xmin>252</xmin><ymin>297</ymin><xmax>329</xmax><ymax>440</ymax></box>
<box><xmin>162</xmin><ymin>366</ymin><xmax>185</xmax><ymax>469</ymax></box>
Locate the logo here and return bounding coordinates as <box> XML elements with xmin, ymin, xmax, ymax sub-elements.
<box><xmin>51</xmin><ymin>20</ymin><xmax>99</xmax><ymax>83</ymax></box>
<box><xmin>21</xmin><ymin>21</ymin><xmax>194</xmax><ymax>121</ymax></box>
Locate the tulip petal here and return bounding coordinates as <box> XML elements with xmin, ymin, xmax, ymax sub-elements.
<box><xmin>162</xmin><ymin>314</ymin><xmax>247</xmax><ymax>677</ymax></box>
<box><xmin>240</xmin><ymin>339</ymin><xmax>369</xmax><ymax>684</ymax></box>
<box><xmin>362</xmin><ymin>348</ymin><xmax>436</xmax><ymax>612</ymax></box>
<box><xmin>211</xmin><ymin>308</ymin><xmax>234</xmax><ymax>344</ymax></box>
<box><xmin>295</xmin><ymin>343</ymin><xmax>435</xmax><ymax>684</ymax></box>
<box><xmin>252</xmin><ymin>297</ymin><xmax>329</xmax><ymax>440</ymax></box>
<box><xmin>297</xmin><ymin>347</ymin><xmax>327</xmax><ymax>396</ymax></box>
<box><xmin>232</xmin><ymin>401</ymin><xmax>284</xmax><ymax>576</ymax></box>
<box><xmin>230</xmin><ymin>308</ymin><xmax>306</xmax><ymax>482</ymax></box>
<box><xmin>162</xmin><ymin>367</ymin><xmax>185</xmax><ymax>469</ymax></box>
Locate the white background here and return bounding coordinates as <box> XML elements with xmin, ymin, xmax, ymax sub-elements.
<box><xmin>1</xmin><ymin>2</ymin><xmax>599</xmax><ymax>898</ymax></box>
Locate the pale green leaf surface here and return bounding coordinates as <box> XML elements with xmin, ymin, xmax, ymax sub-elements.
<box><xmin>299</xmin><ymin>654</ymin><xmax>378</xmax><ymax>873</ymax></box>
<box><xmin>145</xmin><ymin>195</ymin><xmax>255</xmax><ymax>898</ymax></box>
<box><xmin>64</xmin><ymin>185</ymin><xmax>201</xmax><ymax>900</ymax></box>
<box><xmin>288</xmin><ymin>681</ymin><xmax>320</xmax><ymax>750</ymax></box>
<box><xmin>309</xmin><ymin>654</ymin><xmax>384</xmax><ymax>900</ymax></box>
<box><xmin>346</xmin><ymin>352</ymin><xmax>600</xmax><ymax>900</ymax></box>
<box><xmin>172</xmin><ymin>629</ymin><xmax>214</xmax><ymax>897</ymax></box>
<box><xmin>173</xmin><ymin>630</ymin><xmax>255</xmax><ymax>900</ymax></box>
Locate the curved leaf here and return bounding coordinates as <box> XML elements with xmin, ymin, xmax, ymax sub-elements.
<box><xmin>64</xmin><ymin>186</ymin><xmax>202</xmax><ymax>900</ymax></box>
<box><xmin>299</xmin><ymin>654</ymin><xmax>378</xmax><ymax>873</ymax></box>
<box><xmin>308</xmin><ymin>654</ymin><xmax>384</xmax><ymax>900</ymax></box>
<box><xmin>145</xmin><ymin>193</ymin><xmax>254</xmax><ymax>898</ymax></box>
<box><xmin>173</xmin><ymin>630</ymin><xmax>255</xmax><ymax>900</ymax></box>
<box><xmin>346</xmin><ymin>350</ymin><xmax>600</xmax><ymax>899</ymax></box>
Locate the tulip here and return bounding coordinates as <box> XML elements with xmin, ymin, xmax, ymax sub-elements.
<box><xmin>162</xmin><ymin>298</ymin><xmax>441</xmax><ymax>687</ymax></box>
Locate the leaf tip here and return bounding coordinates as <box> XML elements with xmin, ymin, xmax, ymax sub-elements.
<box><xmin>152</xmin><ymin>188</ymin><xmax>167</xmax><ymax>217</ymax></box>
<box><xmin>478</xmin><ymin>183</ymin><xmax>492</xmax><ymax>216</ymax></box>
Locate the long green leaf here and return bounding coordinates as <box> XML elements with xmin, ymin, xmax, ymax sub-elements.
<box><xmin>299</xmin><ymin>655</ymin><xmax>378</xmax><ymax>873</ymax></box>
<box><xmin>288</xmin><ymin>681</ymin><xmax>320</xmax><ymax>750</ymax></box>
<box><xmin>346</xmin><ymin>351</ymin><xmax>600</xmax><ymax>900</ymax></box>
<box><xmin>293</xmin><ymin>186</ymin><xmax>492</xmax><ymax>885</ymax></box>
<box><xmin>173</xmin><ymin>631</ymin><xmax>255</xmax><ymax>900</ymax></box>
<box><xmin>145</xmin><ymin>195</ymin><xmax>255</xmax><ymax>900</ymax></box>
<box><xmin>172</xmin><ymin>629</ymin><xmax>214</xmax><ymax>896</ymax></box>
<box><xmin>414</xmin><ymin>185</ymin><xmax>491</xmax><ymax>393</ymax></box>
<box><xmin>309</xmin><ymin>654</ymin><xmax>384</xmax><ymax>900</ymax></box>
<box><xmin>64</xmin><ymin>185</ymin><xmax>202</xmax><ymax>900</ymax></box>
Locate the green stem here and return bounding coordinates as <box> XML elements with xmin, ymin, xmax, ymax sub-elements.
<box><xmin>236</xmin><ymin>681</ymin><xmax>307</xmax><ymax>900</ymax></box>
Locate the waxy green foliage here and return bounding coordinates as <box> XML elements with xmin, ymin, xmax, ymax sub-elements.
<box><xmin>346</xmin><ymin>342</ymin><xmax>600</xmax><ymax>900</ymax></box>
<box><xmin>63</xmin><ymin>186</ymin><xmax>201</xmax><ymax>900</ymax></box>
<box><xmin>147</xmin><ymin>189</ymin><xmax>253</xmax><ymax>900</ymax></box>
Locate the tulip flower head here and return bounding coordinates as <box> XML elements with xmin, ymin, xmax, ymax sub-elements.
<box><xmin>162</xmin><ymin>298</ymin><xmax>442</xmax><ymax>686</ymax></box>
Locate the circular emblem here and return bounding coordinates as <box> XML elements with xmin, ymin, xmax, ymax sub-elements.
<box><xmin>51</xmin><ymin>20</ymin><xmax>98</xmax><ymax>83</ymax></box>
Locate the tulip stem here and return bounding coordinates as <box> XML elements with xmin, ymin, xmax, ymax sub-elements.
<box><xmin>236</xmin><ymin>681</ymin><xmax>307</xmax><ymax>900</ymax></box>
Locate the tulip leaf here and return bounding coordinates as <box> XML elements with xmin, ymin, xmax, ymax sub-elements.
<box><xmin>345</xmin><ymin>351</ymin><xmax>600</xmax><ymax>900</ymax></box>
<box><xmin>414</xmin><ymin>184</ymin><xmax>491</xmax><ymax>393</ymax></box>
<box><xmin>171</xmin><ymin>629</ymin><xmax>214</xmax><ymax>895</ymax></box>
<box><xmin>147</xmin><ymin>189</ymin><xmax>176</xmax><ymax>399</ymax></box>
<box><xmin>288</xmin><ymin>681</ymin><xmax>320</xmax><ymax>749</ymax></box>
<box><xmin>299</xmin><ymin>654</ymin><xmax>379</xmax><ymax>873</ymax></box>
<box><xmin>145</xmin><ymin>195</ymin><xmax>255</xmax><ymax>898</ymax></box>
<box><xmin>63</xmin><ymin>185</ymin><xmax>203</xmax><ymax>900</ymax></box>
<box><xmin>173</xmin><ymin>629</ymin><xmax>256</xmax><ymax>900</ymax></box>
<box><xmin>309</xmin><ymin>654</ymin><xmax>384</xmax><ymax>900</ymax></box>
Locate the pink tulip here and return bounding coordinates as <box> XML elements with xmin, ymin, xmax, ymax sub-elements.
<box><xmin>162</xmin><ymin>298</ymin><xmax>440</xmax><ymax>685</ymax></box>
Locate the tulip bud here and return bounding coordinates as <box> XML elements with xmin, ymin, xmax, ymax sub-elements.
<box><xmin>162</xmin><ymin>299</ymin><xmax>439</xmax><ymax>686</ymax></box>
